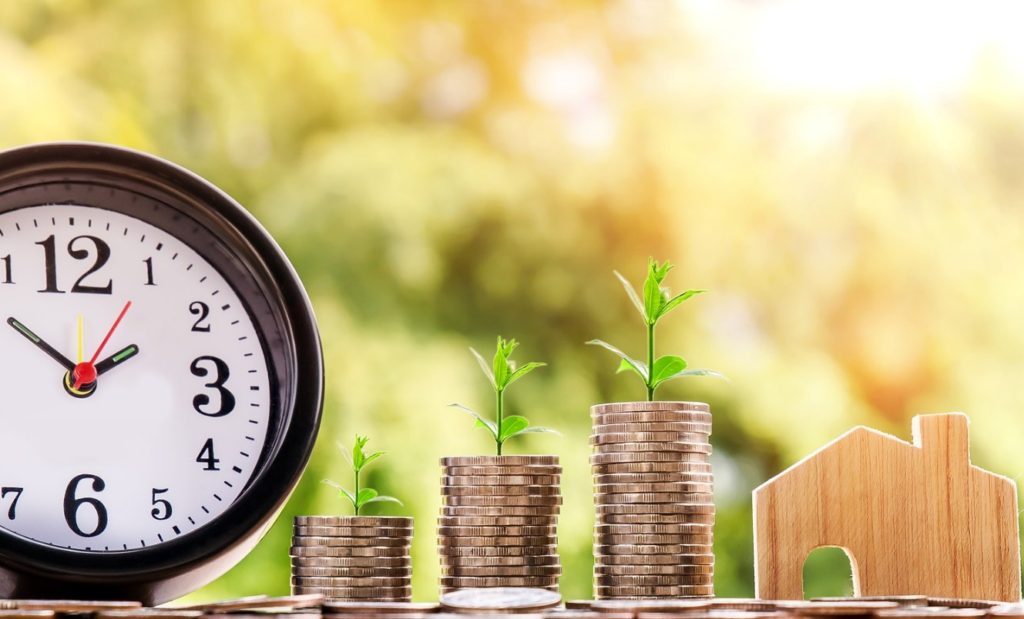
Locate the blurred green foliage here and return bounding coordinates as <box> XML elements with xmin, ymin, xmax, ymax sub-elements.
<box><xmin>1</xmin><ymin>0</ymin><xmax>1022</xmax><ymax>603</ymax></box>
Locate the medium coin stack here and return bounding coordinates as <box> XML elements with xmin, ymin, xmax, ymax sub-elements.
<box><xmin>590</xmin><ymin>401</ymin><xmax>714</xmax><ymax>599</ymax></box>
<box><xmin>438</xmin><ymin>455</ymin><xmax>562</xmax><ymax>594</ymax></box>
<box><xmin>290</xmin><ymin>515</ymin><xmax>413</xmax><ymax>601</ymax></box>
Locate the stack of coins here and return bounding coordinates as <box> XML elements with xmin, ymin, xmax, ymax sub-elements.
<box><xmin>290</xmin><ymin>515</ymin><xmax>413</xmax><ymax>601</ymax></box>
<box><xmin>438</xmin><ymin>455</ymin><xmax>562</xmax><ymax>594</ymax></box>
<box><xmin>590</xmin><ymin>401</ymin><xmax>714</xmax><ymax>599</ymax></box>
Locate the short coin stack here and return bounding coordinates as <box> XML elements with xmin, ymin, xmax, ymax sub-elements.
<box><xmin>590</xmin><ymin>401</ymin><xmax>714</xmax><ymax>599</ymax></box>
<box><xmin>438</xmin><ymin>455</ymin><xmax>562</xmax><ymax>594</ymax></box>
<box><xmin>290</xmin><ymin>515</ymin><xmax>413</xmax><ymax>601</ymax></box>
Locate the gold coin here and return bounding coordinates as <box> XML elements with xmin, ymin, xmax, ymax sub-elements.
<box><xmin>592</xmin><ymin>401</ymin><xmax>709</xmax><ymax>414</ymax></box>
<box><xmin>592</xmin><ymin>411</ymin><xmax>712</xmax><ymax>425</ymax></box>
<box><xmin>595</xmin><ymin>492</ymin><xmax>713</xmax><ymax>504</ymax></box>
<box><xmin>594</xmin><ymin>574</ymin><xmax>714</xmax><ymax>586</ymax></box>
<box><xmin>291</xmin><ymin>576</ymin><xmax>409</xmax><ymax>588</ymax></box>
<box><xmin>595</xmin><ymin>482</ymin><xmax>714</xmax><ymax>494</ymax></box>
<box><xmin>593</xmin><ymin>422</ymin><xmax>712</xmax><ymax>434</ymax></box>
<box><xmin>292</xmin><ymin>536</ymin><xmax>411</xmax><ymax>547</ymax></box>
<box><xmin>438</xmin><ymin>525</ymin><xmax>557</xmax><ymax>537</ymax></box>
<box><xmin>442</xmin><ymin>475</ymin><xmax>561</xmax><ymax>486</ymax></box>
<box><xmin>323</xmin><ymin>601</ymin><xmax>439</xmax><ymax>614</ymax></box>
<box><xmin>709</xmin><ymin>599</ymin><xmax>783</xmax><ymax>611</ymax></box>
<box><xmin>292</xmin><ymin>525</ymin><xmax>413</xmax><ymax>537</ymax></box>
<box><xmin>590</xmin><ymin>452</ymin><xmax>710</xmax><ymax>464</ymax></box>
<box><xmin>595</xmin><ymin>523</ymin><xmax>712</xmax><ymax>535</ymax></box>
<box><xmin>441</xmin><ymin>485</ymin><xmax>561</xmax><ymax>497</ymax></box>
<box><xmin>594</xmin><ymin>564</ymin><xmax>715</xmax><ymax>575</ymax></box>
<box><xmin>594</xmin><ymin>473</ymin><xmax>713</xmax><ymax>485</ymax></box>
<box><xmin>595</xmin><ymin>533</ymin><xmax>713</xmax><ymax>545</ymax></box>
<box><xmin>594</xmin><ymin>584</ymin><xmax>714</xmax><ymax>597</ymax></box>
<box><xmin>593</xmin><ymin>442</ymin><xmax>712</xmax><ymax>454</ymax></box>
<box><xmin>290</xmin><ymin>586</ymin><xmax>411</xmax><ymax>599</ymax></box>
<box><xmin>96</xmin><ymin>611</ymin><xmax>203</xmax><ymax>619</ymax></box>
<box><xmin>295</xmin><ymin>516</ymin><xmax>412</xmax><ymax>527</ymax></box>
<box><xmin>293</xmin><ymin>567</ymin><xmax>413</xmax><ymax>577</ymax></box>
<box><xmin>440</xmin><ymin>505</ymin><xmax>560</xmax><ymax>517</ymax></box>
<box><xmin>439</xmin><ymin>586</ymin><xmax>560</xmax><ymax>595</ymax></box>
<box><xmin>442</xmin><ymin>565</ymin><xmax>562</xmax><ymax>577</ymax></box>
<box><xmin>438</xmin><ymin>544</ymin><xmax>559</xmax><ymax>556</ymax></box>
<box><xmin>597</xmin><ymin>512</ymin><xmax>714</xmax><ymax>525</ymax></box>
<box><xmin>0</xmin><ymin>612</ymin><xmax>54</xmax><ymax>619</ymax></box>
<box><xmin>443</xmin><ymin>495</ymin><xmax>563</xmax><ymax>506</ymax></box>
<box><xmin>439</xmin><ymin>587</ymin><xmax>562</xmax><ymax>612</ymax></box>
<box><xmin>174</xmin><ymin>595</ymin><xmax>324</xmax><ymax>612</ymax></box>
<box><xmin>596</xmin><ymin>553</ymin><xmax>715</xmax><ymax>565</ymax></box>
<box><xmin>596</xmin><ymin>502</ymin><xmax>714</xmax><ymax>514</ymax></box>
<box><xmin>438</xmin><ymin>516</ymin><xmax>556</xmax><ymax>527</ymax></box>
<box><xmin>443</xmin><ymin>465</ymin><xmax>563</xmax><ymax>476</ymax></box>
<box><xmin>783</xmin><ymin>601</ymin><xmax>902</xmax><ymax>615</ymax></box>
<box><xmin>440</xmin><ymin>554</ymin><xmax>561</xmax><ymax>567</ymax></box>
<box><xmin>439</xmin><ymin>576</ymin><xmax>559</xmax><ymax>588</ymax></box>
<box><xmin>291</xmin><ymin>556</ymin><xmax>412</xmax><ymax>568</ymax></box>
<box><xmin>590</xmin><ymin>432</ymin><xmax>712</xmax><ymax>445</ymax></box>
<box><xmin>810</xmin><ymin>597</ymin><xmax>927</xmax><ymax>607</ymax></box>
<box><xmin>438</xmin><ymin>534</ymin><xmax>556</xmax><ymax>547</ymax></box>
<box><xmin>440</xmin><ymin>455</ymin><xmax>559</xmax><ymax>467</ymax></box>
<box><xmin>926</xmin><ymin>599</ymin><xmax>1000</xmax><ymax>610</ymax></box>
<box><xmin>590</xmin><ymin>599</ymin><xmax>713</xmax><ymax>613</ymax></box>
<box><xmin>599</xmin><ymin>543</ymin><xmax>713</xmax><ymax>555</ymax></box>
<box><xmin>592</xmin><ymin>462</ymin><xmax>713</xmax><ymax>474</ymax></box>
<box><xmin>290</xmin><ymin>546</ymin><xmax>408</xmax><ymax>558</ymax></box>
<box><xmin>14</xmin><ymin>602</ymin><xmax>142</xmax><ymax>612</ymax></box>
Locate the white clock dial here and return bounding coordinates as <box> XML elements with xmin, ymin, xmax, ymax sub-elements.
<box><xmin>0</xmin><ymin>204</ymin><xmax>271</xmax><ymax>551</ymax></box>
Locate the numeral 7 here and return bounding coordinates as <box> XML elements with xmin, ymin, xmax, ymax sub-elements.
<box><xmin>1</xmin><ymin>487</ymin><xmax>23</xmax><ymax>519</ymax></box>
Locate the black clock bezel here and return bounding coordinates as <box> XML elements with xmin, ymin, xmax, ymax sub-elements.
<box><xmin>0</xmin><ymin>142</ymin><xmax>324</xmax><ymax>602</ymax></box>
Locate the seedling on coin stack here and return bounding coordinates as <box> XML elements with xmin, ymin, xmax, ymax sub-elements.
<box><xmin>289</xmin><ymin>435</ymin><xmax>413</xmax><ymax>602</ymax></box>
<box><xmin>585</xmin><ymin>258</ymin><xmax>721</xmax><ymax>600</ymax></box>
<box><xmin>437</xmin><ymin>337</ymin><xmax>563</xmax><ymax>595</ymax></box>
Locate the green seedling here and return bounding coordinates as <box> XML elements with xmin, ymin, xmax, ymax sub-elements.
<box><xmin>450</xmin><ymin>336</ymin><xmax>559</xmax><ymax>456</ymax></box>
<box><xmin>587</xmin><ymin>258</ymin><xmax>723</xmax><ymax>401</ymax></box>
<box><xmin>323</xmin><ymin>435</ymin><xmax>402</xmax><ymax>515</ymax></box>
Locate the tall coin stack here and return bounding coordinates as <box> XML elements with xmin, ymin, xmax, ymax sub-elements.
<box><xmin>590</xmin><ymin>401</ymin><xmax>714</xmax><ymax>599</ymax></box>
<box><xmin>290</xmin><ymin>515</ymin><xmax>413</xmax><ymax>601</ymax></box>
<box><xmin>438</xmin><ymin>455</ymin><xmax>562</xmax><ymax>594</ymax></box>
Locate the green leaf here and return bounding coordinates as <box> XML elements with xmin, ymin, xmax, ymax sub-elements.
<box><xmin>361</xmin><ymin>451</ymin><xmax>384</xmax><ymax>470</ymax></box>
<box><xmin>650</xmin><ymin>355</ymin><xmax>687</xmax><ymax>386</ymax></box>
<box><xmin>516</xmin><ymin>426</ymin><xmax>561</xmax><ymax>436</ymax></box>
<box><xmin>470</xmin><ymin>347</ymin><xmax>496</xmax><ymax>389</ymax></box>
<box><xmin>498</xmin><ymin>415</ymin><xmax>530</xmax><ymax>442</ymax></box>
<box><xmin>587</xmin><ymin>339</ymin><xmax>648</xmax><ymax>381</ymax></box>
<box><xmin>363</xmin><ymin>495</ymin><xmax>403</xmax><ymax>507</ymax></box>
<box><xmin>493</xmin><ymin>336</ymin><xmax>518</xmax><ymax>390</ymax></box>
<box><xmin>355</xmin><ymin>487</ymin><xmax>378</xmax><ymax>508</ymax></box>
<box><xmin>449</xmin><ymin>403</ymin><xmax>498</xmax><ymax>440</ymax></box>
<box><xmin>656</xmin><ymin>289</ymin><xmax>705</xmax><ymax>320</ymax></box>
<box><xmin>352</xmin><ymin>435</ymin><xmax>369</xmax><ymax>471</ymax></box>
<box><xmin>613</xmin><ymin>270</ymin><xmax>647</xmax><ymax>321</ymax></box>
<box><xmin>643</xmin><ymin>259</ymin><xmax>674</xmax><ymax>325</ymax></box>
<box><xmin>616</xmin><ymin>357</ymin><xmax>649</xmax><ymax>378</ymax></box>
<box><xmin>337</xmin><ymin>441</ymin><xmax>353</xmax><ymax>467</ymax></box>
<box><xmin>651</xmin><ymin>367</ymin><xmax>728</xmax><ymax>390</ymax></box>
<box><xmin>505</xmin><ymin>361</ymin><xmax>545</xmax><ymax>390</ymax></box>
<box><xmin>322</xmin><ymin>480</ymin><xmax>357</xmax><ymax>508</ymax></box>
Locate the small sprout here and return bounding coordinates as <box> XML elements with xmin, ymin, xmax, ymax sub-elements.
<box><xmin>451</xmin><ymin>336</ymin><xmax>559</xmax><ymax>456</ymax></box>
<box><xmin>587</xmin><ymin>258</ymin><xmax>723</xmax><ymax>401</ymax></box>
<box><xmin>323</xmin><ymin>435</ymin><xmax>402</xmax><ymax>515</ymax></box>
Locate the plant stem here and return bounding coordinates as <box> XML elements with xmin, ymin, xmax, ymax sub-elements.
<box><xmin>647</xmin><ymin>321</ymin><xmax>655</xmax><ymax>401</ymax></box>
<box><xmin>496</xmin><ymin>388</ymin><xmax>504</xmax><ymax>456</ymax></box>
<box><xmin>354</xmin><ymin>467</ymin><xmax>361</xmax><ymax>516</ymax></box>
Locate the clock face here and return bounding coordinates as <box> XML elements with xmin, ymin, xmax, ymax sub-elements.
<box><xmin>0</xmin><ymin>203</ymin><xmax>272</xmax><ymax>551</ymax></box>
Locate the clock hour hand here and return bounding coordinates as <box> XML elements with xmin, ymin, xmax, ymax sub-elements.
<box><xmin>7</xmin><ymin>317</ymin><xmax>75</xmax><ymax>371</ymax></box>
<box><xmin>94</xmin><ymin>344</ymin><xmax>140</xmax><ymax>376</ymax></box>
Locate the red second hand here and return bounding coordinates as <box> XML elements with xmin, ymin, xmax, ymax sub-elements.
<box><xmin>74</xmin><ymin>300</ymin><xmax>132</xmax><ymax>389</ymax></box>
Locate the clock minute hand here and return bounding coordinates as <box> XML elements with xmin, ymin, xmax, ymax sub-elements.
<box><xmin>7</xmin><ymin>317</ymin><xmax>75</xmax><ymax>372</ymax></box>
<box><xmin>95</xmin><ymin>344</ymin><xmax>140</xmax><ymax>376</ymax></box>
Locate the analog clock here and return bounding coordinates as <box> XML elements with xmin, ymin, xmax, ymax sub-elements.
<box><xmin>0</xmin><ymin>143</ymin><xmax>323</xmax><ymax>604</ymax></box>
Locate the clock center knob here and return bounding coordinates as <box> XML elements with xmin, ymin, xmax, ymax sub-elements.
<box><xmin>64</xmin><ymin>363</ymin><xmax>98</xmax><ymax>398</ymax></box>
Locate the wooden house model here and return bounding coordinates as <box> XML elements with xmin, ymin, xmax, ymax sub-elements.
<box><xmin>753</xmin><ymin>413</ymin><xmax>1021</xmax><ymax>601</ymax></box>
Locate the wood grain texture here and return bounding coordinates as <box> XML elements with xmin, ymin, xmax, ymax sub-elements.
<box><xmin>753</xmin><ymin>413</ymin><xmax>1021</xmax><ymax>601</ymax></box>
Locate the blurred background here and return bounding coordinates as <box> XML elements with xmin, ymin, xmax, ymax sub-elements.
<box><xmin>3</xmin><ymin>0</ymin><xmax>1024</xmax><ymax>602</ymax></box>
